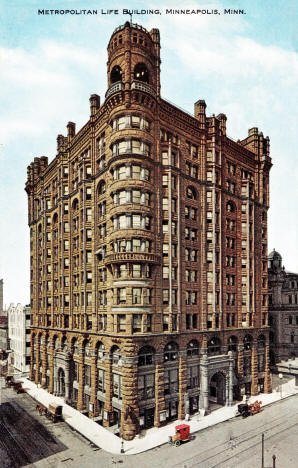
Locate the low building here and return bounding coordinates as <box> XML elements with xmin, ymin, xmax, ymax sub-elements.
<box><xmin>268</xmin><ymin>250</ymin><xmax>298</xmax><ymax>364</ymax></box>
<box><xmin>7</xmin><ymin>304</ymin><xmax>31</xmax><ymax>373</ymax></box>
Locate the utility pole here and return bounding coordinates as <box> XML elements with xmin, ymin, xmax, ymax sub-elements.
<box><xmin>261</xmin><ymin>433</ymin><xmax>264</xmax><ymax>468</ymax></box>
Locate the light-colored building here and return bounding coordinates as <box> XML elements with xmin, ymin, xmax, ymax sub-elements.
<box><xmin>7</xmin><ymin>303</ymin><xmax>31</xmax><ymax>373</ymax></box>
<box><xmin>268</xmin><ymin>250</ymin><xmax>298</xmax><ymax>364</ymax></box>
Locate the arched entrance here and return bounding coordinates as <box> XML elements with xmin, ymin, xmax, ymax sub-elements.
<box><xmin>58</xmin><ymin>368</ymin><xmax>65</xmax><ymax>396</ymax></box>
<box><xmin>209</xmin><ymin>372</ymin><xmax>226</xmax><ymax>405</ymax></box>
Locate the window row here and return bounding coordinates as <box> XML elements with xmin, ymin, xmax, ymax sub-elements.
<box><xmin>112</xmin><ymin>115</ymin><xmax>150</xmax><ymax>132</ymax></box>
<box><xmin>112</xmin><ymin>214</ymin><xmax>151</xmax><ymax>230</ymax></box>
<box><xmin>111</xmin><ymin>238</ymin><xmax>151</xmax><ymax>253</ymax></box>
<box><xmin>116</xmin><ymin>263</ymin><xmax>151</xmax><ymax>278</ymax></box>
<box><xmin>116</xmin><ymin>287</ymin><xmax>152</xmax><ymax>305</ymax></box>
<box><xmin>112</xmin><ymin>164</ymin><xmax>150</xmax><ymax>181</ymax></box>
<box><xmin>112</xmin><ymin>139</ymin><xmax>150</xmax><ymax>157</ymax></box>
<box><xmin>113</xmin><ymin>189</ymin><xmax>151</xmax><ymax>206</ymax></box>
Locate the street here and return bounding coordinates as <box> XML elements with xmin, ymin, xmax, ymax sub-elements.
<box><xmin>0</xmin><ymin>384</ymin><xmax>297</xmax><ymax>467</ymax></box>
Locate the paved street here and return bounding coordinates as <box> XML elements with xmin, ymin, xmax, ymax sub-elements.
<box><xmin>0</xmin><ymin>384</ymin><xmax>297</xmax><ymax>467</ymax></box>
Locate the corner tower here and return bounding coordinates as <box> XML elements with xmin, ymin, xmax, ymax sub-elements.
<box><xmin>106</xmin><ymin>22</ymin><xmax>161</xmax><ymax>102</ymax></box>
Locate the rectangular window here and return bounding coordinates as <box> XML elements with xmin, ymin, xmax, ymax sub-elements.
<box><xmin>133</xmin><ymin>314</ymin><xmax>142</xmax><ymax>332</ymax></box>
<box><xmin>117</xmin><ymin>288</ymin><xmax>126</xmax><ymax>304</ymax></box>
<box><xmin>132</xmin><ymin>288</ymin><xmax>142</xmax><ymax>304</ymax></box>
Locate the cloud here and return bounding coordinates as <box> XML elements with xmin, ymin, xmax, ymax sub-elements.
<box><xmin>0</xmin><ymin>41</ymin><xmax>106</xmax><ymax>147</ymax></box>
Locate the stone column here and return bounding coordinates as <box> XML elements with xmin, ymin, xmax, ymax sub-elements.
<box><xmin>48</xmin><ymin>340</ymin><xmax>55</xmax><ymax>394</ymax></box>
<box><xmin>41</xmin><ymin>341</ymin><xmax>47</xmax><ymax>388</ymax></box>
<box><xmin>199</xmin><ymin>354</ymin><xmax>209</xmax><ymax>413</ymax></box>
<box><xmin>120</xmin><ymin>341</ymin><xmax>139</xmax><ymax>440</ymax></box>
<box><xmin>237</xmin><ymin>343</ymin><xmax>244</xmax><ymax>394</ymax></box>
<box><xmin>154</xmin><ymin>353</ymin><xmax>166</xmax><ymax>427</ymax></box>
<box><xmin>53</xmin><ymin>366</ymin><xmax>58</xmax><ymax>395</ymax></box>
<box><xmin>228</xmin><ymin>351</ymin><xmax>234</xmax><ymax>406</ymax></box>
<box><xmin>29</xmin><ymin>334</ymin><xmax>35</xmax><ymax>381</ymax></box>
<box><xmin>64</xmin><ymin>356</ymin><xmax>71</xmax><ymax>402</ymax></box>
<box><xmin>35</xmin><ymin>339</ymin><xmax>40</xmax><ymax>385</ymax></box>
<box><xmin>103</xmin><ymin>355</ymin><xmax>113</xmax><ymax>427</ymax></box>
<box><xmin>251</xmin><ymin>342</ymin><xmax>258</xmax><ymax>396</ymax></box>
<box><xmin>77</xmin><ymin>346</ymin><xmax>85</xmax><ymax>411</ymax></box>
<box><xmin>264</xmin><ymin>342</ymin><xmax>272</xmax><ymax>393</ymax></box>
<box><xmin>178</xmin><ymin>351</ymin><xmax>187</xmax><ymax>419</ymax></box>
<box><xmin>90</xmin><ymin>350</ymin><xmax>99</xmax><ymax>418</ymax></box>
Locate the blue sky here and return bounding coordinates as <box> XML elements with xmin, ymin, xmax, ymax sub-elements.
<box><xmin>0</xmin><ymin>0</ymin><xmax>297</xmax><ymax>305</ymax></box>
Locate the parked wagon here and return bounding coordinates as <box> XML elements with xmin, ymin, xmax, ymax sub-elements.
<box><xmin>5</xmin><ymin>375</ymin><xmax>14</xmax><ymax>387</ymax></box>
<box><xmin>46</xmin><ymin>403</ymin><xmax>63</xmax><ymax>423</ymax></box>
<box><xmin>237</xmin><ymin>400</ymin><xmax>262</xmax><ymax>418</ymax></box>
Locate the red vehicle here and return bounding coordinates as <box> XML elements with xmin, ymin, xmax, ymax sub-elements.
<box><xmin>169</xmin><ymin>424</ymin><xmax>191</xmax><ymax>446</ymax></box>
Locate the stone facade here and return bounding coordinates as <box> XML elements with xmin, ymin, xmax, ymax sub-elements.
<box><xmin>268</xmin><ymin>250</ymin><xmax>298</xmax><ymax>363</ymax></box>
<box><xmin>7</xmin><ymin>304</ymin><xmax>31</xmax><ymax>373</ymax></box>
<box><xmin>25</xmin><ymin>22</ymin><xmax>272</xmax><ymax>440</ymax></box>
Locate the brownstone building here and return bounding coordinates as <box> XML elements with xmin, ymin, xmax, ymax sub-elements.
<box><xmin>26</xmin><ymin>22</ymin><xmax>272</xmax><ymax>440</ymax></box>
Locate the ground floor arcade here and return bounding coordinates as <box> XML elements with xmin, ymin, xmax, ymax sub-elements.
<box><xmin>30</xmin><ymin>329</ymin><xmax>272</xmax><ymax>440</ymax></box>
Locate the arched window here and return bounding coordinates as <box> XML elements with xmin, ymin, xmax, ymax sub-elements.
<box><xmin>72</xmin><ymin>198</ymin><xmax>79</xmax><ymax>211</ymax></box>
<box><xmin>138</xmin><ymin>345</ymin><xmax>155</xmax><ymax>366</ymax></box>
<box><xmin>53</xmin><ymin>336</ymin><xmax>59</xmax><ymax>350</ymax></box>
<box><xmin>98</xmin><ymin>180</ymin><xmax>106</xmax><ymax>195</ymax></box>
<box><xmin>164</xmin><ymin>342</ymin><xmax>178</xmax><ymax>362</ymax></box>
<box><xmin>134</xmin><ymin>63</ymin><xmax>149</xmax><ymax>83</ymax></box>
<box><xmin>111</xmin><ymin>65</ymin><xmax>123</xmax><ymax>83</ymax></box>
<box><xmin>62</xmin><ymin>336</ymin><xmax>68</xmax><ymax>352</ymax></box>
<box><xmin>207</xmin><ymin>337</ymin><xmax>221</xmax><ymax>355</ymax></box>
<box><xmin>72</xmin><ymin>339</ymin><xmax>79</xmax><ymax>356</ymax></box>
<box><xmin>243</xmin><ymin>334</ymin><xmax>253</xmax><ymax>351</ymax></box>
<box><xmin>187</xmin><ymin>340</ymin><xmax>199</xmax><ymax>358</ymax></box>
<box><xmin>111</xmin><ymin>346</ymin><xmax>121</xmax><ymax>366</ymax></box>
<box><xmin>226</xmin><ymin>201</ymin><xmax>235</xmax><ymax>213</ymax></box>
<box><xmin>257</xmin><ymin>334</ymin><xmax>266</xmax><ymax>349</ymax></box>
<box><xmin>186</xmin><ymin>186</ymin><xmax>197</xmax><ymax>200</ymax></box>
<box><xmin>84</xmin><ymin>341</ymin><xmax>92</xmax><ymax>357</ymax></box>
<box><xmin>52</xmin><ymin>213</ymin><xmax>58</xmax><ymax>224</ymax></box>
<box><xmin>96</xmin><ymin>341</ymin><xmax>105</xmax><ymax>361</ymax></box>
<box><xmin>228</xmin><ymin>335</ymin><xmax>238</xmax><ymax>352</ymax></box>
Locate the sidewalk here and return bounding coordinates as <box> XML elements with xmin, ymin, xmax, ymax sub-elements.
<box><xmin>20</xmin><ymin>377</ymin><xmax>298</xmax><ymax>456</ymax></box>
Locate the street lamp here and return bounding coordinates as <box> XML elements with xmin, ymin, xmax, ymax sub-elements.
<box><xmin>120</xmin><ymin>439</ymin><xmax>124</xmax><ymax>454</ymax></box>
<box><xmin>279</xmin><ymin>373</ymin><xmax>283</xmax><ymax>399</ymax></box>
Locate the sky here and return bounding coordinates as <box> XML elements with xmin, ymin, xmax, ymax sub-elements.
<box><xmin>0</xmin><ymin>0</ymin><xmax>297</xmax><ymax>306</ymax></box>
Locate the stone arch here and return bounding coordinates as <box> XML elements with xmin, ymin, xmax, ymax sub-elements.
<box><xmin>164</xmin><ymin>341</ymin><xmax>179</xmax><ymax>362</ymax></box>
<box><xmin>61</xmin><ymin>336</ymin><xmax>68</xmax><ymax>352</ymax></box>
<box><xmin>243</xmin><ymin>334</ymin><xmax>253</xmax><ymax>351</ymax></box>
<box><xmin>97</xmin><ymin>180</ymin><xmax>106</xmax><ymax>196</ymax></box>
<box><xmin>111</xmin><ymin>345</ymin><xmax>122</xmax><ymax>366</ymax></box>
<box><xmin>111</xmin><ymin>65</ymin><xmax>123</xmax><ymax>83</ymax></box>
<box><xmin>138</xmin><ymin>345</ymin><xmax>155</xmax><ymax>366</ymax></box>
<box><xmin>72</xmin><ymin>198</ymin><xmax>79</xmax><ymax>210</ymax></box>
<box><xmin>257</xmin><ymin>334</ymin><xmax>266</xmax><ymax>349</ymax></box>
<box><xmin>186</xmin><ymin>185</ymin><xmax>197</xmax><ymax>200</ymax></box>
<box><xmin>134</xmin><ymin>62</ymin><xmax>150</xmax><ymax>83</ymax></box>
<box><xmin>227</xmin><ymin>335</ymin><xmax>238</xmax><ymax>352</ymax></box>
<box><xmin>207</xmin><ymin>337</ymin><xmax>221</xmax><ymax>356</ymax></box>
<box><xmin>209</xmin><ymin>371</ymin><xmax>226</xmax><ymax>405</ymax></box>
<box><xmin>226</xmin><ymin>200</ymin><xmax>236</xmax><ymax>213</ymax></box>
<box><xmin>187</xmin><ymin>339</ymin><xmax>200</xmax><ymax>358</ymax></box>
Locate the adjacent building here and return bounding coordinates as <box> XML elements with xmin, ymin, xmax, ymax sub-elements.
<box><xmin>0</xmin><ymin>278</ymin><xmax>8</xmax><ymax>352</ymax></box>
<box><xmin>26</xmin><ymin>22</ymin><xmax>272</xmax><ymax>440</ymax></box>
<box><xmin>7</xmin><ymin>303</ymin><xmax>31</xmax><ymax>373</ymax></box>
<box><xmin>268</xmin><ymin>250</ymin><xmax>298</xmax><ymax>364</ymax></box>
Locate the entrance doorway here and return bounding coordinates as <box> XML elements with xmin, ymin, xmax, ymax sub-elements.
<box><xmin>144</xmin><ymin>407</ymin><xmax>154</xmax><ymax>428</ymax></box>
<box><xmin>209</xmin><ymin>372</ymin><xmax>226</xmax><ymax>405</ymax></box>
<box><xmin>58</xmin><ymin>368</ymin><xmax>65</xmax><ymax>396</ymax></box>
